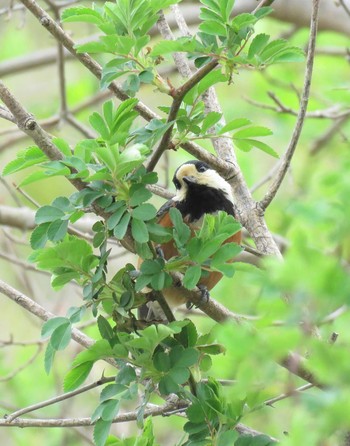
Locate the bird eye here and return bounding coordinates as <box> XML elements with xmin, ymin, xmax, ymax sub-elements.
<box><xmin>197</xmin><ymin>163</ymin><xmax>208</xmax><ymax>173</ymax></box>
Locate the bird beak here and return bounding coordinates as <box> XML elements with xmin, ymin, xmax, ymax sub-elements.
<box><xmin>183</xmin><ymin>175</ymin><xmax>197</xmax><ymax>185</ymax></box>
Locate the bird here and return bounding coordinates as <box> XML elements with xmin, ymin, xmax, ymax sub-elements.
<box><xmin>139</xmin><ymin>159</ymin><xmax>242</xmax><ymax>320</ymax></box>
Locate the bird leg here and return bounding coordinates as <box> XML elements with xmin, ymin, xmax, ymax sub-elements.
<box><xmin>186</xmin><ymin>284</ymin><xmax>210</xmax><ymax>309</ymax></box>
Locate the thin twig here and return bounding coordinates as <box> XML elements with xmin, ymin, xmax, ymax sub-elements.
<box><xmin>0</xmin><ymin>251</ymin><xmax>51</xmax><ymax>276</ymax></box>
<box><xmin>5</xmin><ymin>376</ymin><xmax>116</xmax><ymax>422</ymax></box>
<box><xmin>0</xmin><ymin>105</ymin><xmax>15</xmax><ymax>123</ymax></box>
<box><xmin>259</xmin><ymin>0</ymin><xmax>321</xmax><ymax>209</ymax></box>
<box><xmin>0</xmin><ymin>344</ymin><xmax>43</xmax><ymax>383</ymax></box>
<box><xmin>264</xmin><ymin>383</ymin><xmax>313</xmax><ymax>407</ymax></box>
<box><xmin>310</xmin><ymin>115</ymin><xmax>350</xmax><ymax>155</ymax></box>
<box><xmin>246</xmin><ymin>93</ymin><xmax>350</xmax><ymax>120</ymax></box>
<box><xmin>147</xmin><ymin>59</ymin><xmax>219</xmax><ymax>172</ymax></box>
<box><xmin>1</xmin><ymin>400</ymin><xmax>189</xmax><ymax>428</ymax></box>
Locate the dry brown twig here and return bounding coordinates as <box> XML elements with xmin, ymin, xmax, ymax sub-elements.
<box><xmin>259</xmin><ymin>0</ymin><xmax>321</xmax><ymax>210</ymax></box>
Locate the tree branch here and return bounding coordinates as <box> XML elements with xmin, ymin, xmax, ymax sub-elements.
<box><xmin>147</xmin><ymin>59</ymin><xmax>219</xmax><ymax>172</ymax></box>
<box><xmin>0</xmin><ymin>105</ymin><xmax>15</xmax><ymax>123</ymax></box>
<box><xmin>5</xmin><ymin>376</ymin><xmax>116</xmax><ymax>422</ymax></box>
<box><xmin>260</xmin><ymin>0</ymin><xmax>321</xmax><ymax>210</ymax></box>
<box><xmin>1</xmin><ymin>400</ymin><xmax>189</xmax><ymax>428</ymax></box>
<box><xmin>0</xmin><ymin>280</ymin><xmax>91</xmax><ymax>350</ymax></box>
<box><xmin>17</xmin><ymin>0</ymin><xmax>238</xmax><ymax>178</ymax></box>
<box><xmin>246</xmin><ymin>92</ymin><xmax>350</xmax><ymax>120</ymax></box>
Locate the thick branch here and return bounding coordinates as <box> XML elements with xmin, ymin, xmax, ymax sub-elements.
<box><xmin>260</xmin><ymin>0</ymin><xmax>320</xmax><ymax>210</ymax></box>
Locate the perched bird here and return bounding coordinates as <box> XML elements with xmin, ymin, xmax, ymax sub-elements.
<box><xmin>139</xmin><ymin>159</ymin><xmax>242</xmax><ymax>319</ymax></box>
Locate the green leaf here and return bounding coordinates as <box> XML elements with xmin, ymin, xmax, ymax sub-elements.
<box><xmin>131</xmin><ymin>218</ymin><xmax>149</xmax><ymax>243</ymax></box>
<box><xmin>89</xmin><ymin>112</ymin><xmax>110</xmax><ymax>140</ymax></box>
<box><xmin>44</xmin><ymin>342</ymin><xmax>56</xmax><ymax>374</ymax></box>
<box><xmin>50</xmin><ymin>321</ymin><xmax>72</xmax><ymax>350</ymax></box>
<box><xmin>135</xmin><ymin>274</ymin><xmax>152</xmax><ymax>292</ymax></box>
<box><xmin>61</xmin><ymin>6</ymin><xmax>104</xmax><ymax>25</ymax></box>
<box><xmin>199</xmin><ymin>354</ymin><xmax>212</xmax><ymax>372</ymax></box>
<box><xmin>94</xmin><ymin>419</ymin><xmax>113</xmax><ymax>446</ymax></box>
<box><xmin>63</xmin><ymin>362</ymin><xmax>94</xmax><ymax>391</ymax></box>
<box><xmin>183</xmin><ymin>265</ymin><xmax>202</xmax><ymax>289</ymax></box>
<box><xmin>113</xmin><ymin>212</ymin><xmax>131</xmax><ymax>239</ymax></box>
<box><xmin>72</xmin><ymin>340</ymin><xmax>117</xmax><ymax>367</ymax></box>
<box><xmin>254</xmin><ymin>6</ymin><xmax>273</xmax><ymax>20</ymax></box>
<box><xmin>235</xmin><ymin>434</ymin><xmax>277</xmax><ymax>446</ymax></box>
<box><xmin>147</xmin><ymin>222</ymin><xmax>172</xmax><ymax>243</ymax></box>
<box><xmin>199</xmin><ymin>20</ymin><xmax>227</xmax><ymax>37</ymax></box>
<box><xmin>52</xmin><ymin>137</ymin><xmax>72</xmax><ymax>156</ymax></box>
<box><xmin>116</xmin><ymin>144</ymin><xmax>150</xmax><ymax>179</ymax></box>
<box><xmin>173</xmin><ymin>347</ymin><xmax>200</xmax><ymax>368</ymax></box>
<box><xmin>259</xmin><ymin>39</ymin><xmax>290</xmax><ymax>62</ymax></box>
<box><xmin>235</xmin><ymin>138</ymin><xmax>279</xmax><ymax>158</ymax></box>
<box><xmin>272</xmin><ymin>49</ymin><xmax>305</xmax><ymax>63</ymax></box>
<box><xmin>218</xmin><ymin>430</ymin><xmax>239</xmax><ymax>446</ymax></box>
<box><xmin>101</xmin><ymin>399</ymin><xmax>120</xmax><ymax>421</ymax></box>
<box><xmin>107</xmin><ymin>205</ymin><xmax>127</xmax><ymax>230</ymax></box>
<box><xmin>158</xmin><ymin>375</ymin><xmax>179</xmax><ymax>395</ymax></box>
<box><xmin>170</xmin><ymin>207</ymin><xmax>191</xmax><ymax>246</ymax></box>
<box><xmin>153</xmin><ymin>351</ymin><xmax>171</xmax><ymax>372</ymax></box>
<box><xmin>151</xmin><ymin>37</ymin><xmax>196</xmax><ymax>56</ymax></box>
<box><xmin>2</xmin><ymin>146</ymin><xmax>47</xmax><ymax>176</ymax></box>
<box><xmin>197</xmin><ymin>343</ymin><xmax>226</xmax><ymax>355</ymax></box>
<box><xmin>116</xmin><ymin>365</ymin><xmax>137</xmax><ymax>385</ymax></box>
<box><xmin>150</xmin><ymin>271</ymin><xmax>172</xmax><ymax>290</ymax></box>
<box><xmin>211</xmin><ymin>242</ymin><xmax>242</xmax><ymax>265</ymax></box>
<box><xmin>76</xmin><ymin>41</ymin><xmax>110</xmax><ymax>54</ymax></box>
<box><xmin>139</xmin><ymin>70</ymin><xmax>154</xmax><ymax>84</ymax></box>
<box><xmin>176</xmin><ymin>321</ymin><xmax>198</xmax><ymax>348</ymax></box>
<box><xmin>47</xmin><ymin>219</ymin><xmax>69</xmax><ymax>242</ymax></box>
<box><xmin>18</xmin><ymin>171</ymin><xmax>54</xmax><ymax>187</ymax></box>
<box><xmin>131</xmin><ymin>204</ymin><xmax>157</xmax><ymax>221</ymax></box>
<box><xmin>201</xmin><ymin>111</ymin><xmax>222</xmax><ymax>133</ymax></box>
<box><xmin>35</xmin><ymin>206</ymin><xmax>65</xmax><ymax>224</ymax></box>
<box><xmin>30</xmin><ymin>223</ymin><xmax>49</xmax><ymax>249</ymax></box>
<box><xmin>233</xmin><ymin>126</ymin><xmax>272</xmax><ymax>138</ymax></box>
<box><xmin>97</xmin><ymin>315</ymin><xmax>115</xmax><ymax>345</ymax></box>
<box><xmin>51</xmin><ymin>272</ymin><xmax>78</xmax><ymax>289</ymax></box>
<box><xmin>169</xmin><ymin>367</ymin><xmax>190</xmax><ymax>385</ymax></box>
<box><xmin>41</xmin><ymin>317</ymin><xmax>69</xmax><ymax>339</ymax></box>
<box><xmin>129</xmin><ymin>184</ymin><xmax>152</xmax><ymax>206</ymax></box>
<box><xmin>231</xmin><ymin>13</ymin><xmax>257</xmax><ymax>31</ymax></box>
<box><xmin>248</xmin><ymin>33</ymin><xmax>270</xmax><ymax>59</ymax></box>
<box><xmin>140</xmin><ymin>259</ymin><xmax>164</xmax><ymax>275</ymax></box>
<box><xmin>218</xmin><ymin>118</ymin><xmax>251</xmax><ymax>134</ymax></box>
<box><xmin>197</xmin><ymin>70</ymin><xmax>227</xmax><ymax>96</ymax></box>
<box><xmin>100</xmin><ymin>384</ymin><xmax>126</xmax><ymax>402</ymax></box>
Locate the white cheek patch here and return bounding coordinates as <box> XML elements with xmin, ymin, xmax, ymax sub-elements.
<box><xmin>173</xmin><ymin>179</ymin><xmax>188</xmax><ymax>202</ymax></box>
<box><xmin>197</xmin><ymin>171</ymin><xmax>234</xmax><ymax>203</ymax></box>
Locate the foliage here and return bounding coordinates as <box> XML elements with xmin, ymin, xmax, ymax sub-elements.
<box><xmin>1</xmin><ymin>0</ymin><xmax>350</xmax><ymax>445</ymax></box>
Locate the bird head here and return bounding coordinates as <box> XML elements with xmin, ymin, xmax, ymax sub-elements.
<box><xmin>172</xmin><ymin>160</ymin><xmax>233</xmax><ymax>204</ymax></box>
